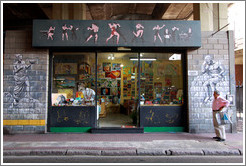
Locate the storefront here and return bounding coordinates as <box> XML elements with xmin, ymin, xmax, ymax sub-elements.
<box><xmin>3</xmin><ymin>4</ymin><xmax>237</xmax><ymax>135</ymax></box>
<box><xmin>31</xmin><ymin>20</ymin><xmax>201</xmax><ymax>133</ymax></box>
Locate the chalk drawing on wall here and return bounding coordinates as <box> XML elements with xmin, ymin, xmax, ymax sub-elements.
<box><xmin>4</xmin><ymin>54</ymin><xmax>44</xmax><ymax>111</ymax></box>
<box><xmin>191</xmin><ymin>55</ymin><xmax>226</xmax><ymax>104</ymax></box>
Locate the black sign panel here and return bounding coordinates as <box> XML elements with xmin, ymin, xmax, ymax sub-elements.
<box><xmin>140</xmin><ymin>106</ymin><xmax>183</xmax><ymax>127</ymax></box>
<box><xmin>48</xmin><ymin>106</ymin><xmax>96</xmax><ymax>127</ymax></box>
<box><xmin>33</xmin><ymin>20</ymin><xmax>201</xmax><ymax>47</ymax></box>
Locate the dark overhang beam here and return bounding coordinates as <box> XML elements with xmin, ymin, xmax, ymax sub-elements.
<box><xmin>151</xmin><ymin>3</ymin><xmax>171</xmax><ymax>19</ymax></box>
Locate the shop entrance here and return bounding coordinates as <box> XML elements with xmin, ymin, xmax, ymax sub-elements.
<box><xmin>48</xmin><ymin>50</ymin><xmax>185</xmax><ymax>133</ymax></box>
<box><xmin>97</xmin><ymin>52</ymin><xmax>139</xmax><ymax>128</ymax></box>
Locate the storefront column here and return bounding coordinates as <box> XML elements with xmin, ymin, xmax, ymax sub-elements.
<box><xmin>218</xmin><ymin>3</ymin><xmax>229</xmax><ymax>31</ymax></box>
<box><xmin>199</xmin><ymin>3</ymin><xmax>214</xmax><ymax>31</ymax></box>
<box><xmin>193</xmin><ymin>3</ymin><xmax>229</xmax><ymax>32</ymax></box>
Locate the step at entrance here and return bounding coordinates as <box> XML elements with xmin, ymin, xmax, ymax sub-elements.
<box><xmin>91</xmin><ymin>127</ymin><xmax>144</xmax><ymax>133</ymax></box>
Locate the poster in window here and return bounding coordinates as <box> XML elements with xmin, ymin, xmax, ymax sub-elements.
<box><xmin>58</xmin><ymin>89</ymin><xmax>74</xmax><ymax>99</ymax></box>
<box><xmin>101</xmin><ymin>88</ymin><xmax>110</xmax><ymax>95</ymax></box>
<box><xmin>105</xmin><ymin>71</ymin><xmax>121</xmax><ymax>79</ymax></box>
<box><xmin>55</xmin><ymin>63</ymin><xmax>77</xmax><ymax>74</ymax></box>
<box><xmin>112</xmin><ymin>63</ymin><xmax>121</xmax><ymax>71</ymax></box>
<box><xmin>52</xmin><ymin>93</ymin><xmax>67</xmax><ymax>105</ymax></box>
<box><xmin>103</xmin><ymin>62</ymin><xmax>111</xmax><ymax>72</ymax></box>
<box><xmin>56</xmin><ymin>76</ymin><xmax>75</xmax><ymax>88</ymax></box>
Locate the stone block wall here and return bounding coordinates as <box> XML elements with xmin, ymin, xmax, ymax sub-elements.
<box><xmin>187</xmin><ymin>31</ymin><xmax>236</xmax><ymax>133</ymax></box>
<box><xmin>3</xmin><ymin>30</ymin><xmax>49</xmax><ymax>134</ymax></box>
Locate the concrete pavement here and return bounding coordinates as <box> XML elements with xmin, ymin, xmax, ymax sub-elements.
<box><xmin>3</xmin><ymin>132</ymin><xmax>244</xmax><ymax>157</ymax></box>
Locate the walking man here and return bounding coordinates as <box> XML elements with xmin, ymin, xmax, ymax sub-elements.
<box><xmin>212</xmin><ymin>90</ymin><xmax>230</xmax><ymax>142</ymax></box>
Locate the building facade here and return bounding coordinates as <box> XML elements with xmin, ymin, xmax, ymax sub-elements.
<box><xmin>2</xmin><ymin>3</ymin><xmax>237</xmax><ymax>134</ymax></box>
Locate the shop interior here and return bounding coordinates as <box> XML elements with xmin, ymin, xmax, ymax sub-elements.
<box><xmin>51</xmin><ymin>52</ymin><xmax>183</xmax><ymax>128</ymax></box>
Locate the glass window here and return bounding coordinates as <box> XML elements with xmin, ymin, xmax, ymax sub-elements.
<box><xmin>51</xmin><ymin>53</ymin><xmax>96</xmax><ymax>106</ymax></box>
<box><xmin>140</xmin><ymin>53</ymin><xmax>183</xmax><ymax>106</ymax></box>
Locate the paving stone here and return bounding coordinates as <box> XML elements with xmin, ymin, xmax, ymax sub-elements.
<box><xmin>4</xmin><ymin>150</ymin><xmax>30</xmax><ymax>156</ymax></box>
<box><xmin>137</xmin><ymin>148</ymin><xmax>167</xmax><ymax>156</ymax></box>
<box><xmin>66</xmin><ymin>150</ymin><xmax>101</xmax><ymax>156</ymax></box>
<box><xmin>203</xmin><ymin>149</ymin><xmax>240</xmax><ymax>155</ymax></box>
<box><xmin>170</xmin><ymin>149</ymin><xmax>204</xmax><ymax>155</ymax></box>
<box><xmin>30</xmin><ymin>149</ymin><xmax>67</xmax><ymax>156</ymax></box>
<box><xmin>101</xmin><ymin>150</ymin><xmax>136</xmax><ymax>156</ymax></box>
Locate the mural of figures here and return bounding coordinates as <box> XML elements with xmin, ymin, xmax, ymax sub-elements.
<box><xmin>163</xmin><ymin>28</ymin><xmax>171</xmax><ymax>43</ymax></box>
<box><xmin>132</xmin><ymin>23</ymin><xmax>144</xmax><ymax>43</ymax></box>
<box><xmin>40</xmin><ymin>26</ymin><xmax>55</xmax><ymax>40</ymax></box>
<box><xmin>47</xmin><ymin>26</ymin><xmax>55</xmax><ymax>40</ymax></box>
<box><xmin>188</xmin><ymin>27</ymin><xmax>192</xmax><ymax>39</ymax></box>
<box><xmin>202</xmin><ymin>55</ymin><xmax>225</xmax><ymax>103</ymax></box>
<box><xmin>13</xmin><ymin>54</ymin><xmax>35</xmax><ymax>105</ymax></box>
<box><xmin>179</xmin><ymin>28</ymin><xmax>192</xmax><ymax>41</ymax></box>
<box><xmin>62</xmin><ymin>24</ymin><xmax>72</xmax><ymax>41</ymax></box>
<box><xmin>153</xmin><ymin>24</ymin><xmax>165</xmax><ymax>43</ymax></box>
<box><xmin>171</xmin><ymin>26</ymin><xmax>179</xmax><ymax>42</ymax></box>
<box><xmin>70</xmin><ymin>25</ymin><xmax>79</xmax><ymax>40</ymax></box>
<box><xmin>85</xmin><ymin>23</ymin><xmax>99</xmax><ymax>44</ymax></box>
<box><xmin>106</xmin><ymin>23</ymin><xmax>126</xmax><ymax>44</ymax></box>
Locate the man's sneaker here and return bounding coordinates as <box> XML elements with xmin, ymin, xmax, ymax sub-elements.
<box><xmin>216</xmin><ymin>138</ymin><xmax>225</xmax><ymax>142</ymax></box>
<box><xmin>213</xmin><ymin>137</ymin><xmax>220</xmax><ymax>139</ymax></box>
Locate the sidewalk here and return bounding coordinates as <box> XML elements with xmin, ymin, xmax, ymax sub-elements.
<box><xmin>3</xmin><ymin>132</ymin><xmax>244</xmax><ymax>156</ymax></box>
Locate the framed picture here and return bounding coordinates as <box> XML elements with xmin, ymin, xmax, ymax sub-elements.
<box><xmin>58</xmin><ymin>89</ymin><xmax>74</xmax><ymax>99</ymax></box>
<box><xmin>226</xmin><ymin>94</ymin><xmax>235</xmax><ymax>106</ymax></box>
<box><xmin>52</xmin><ymin>93</ymin><xmax>67</xmax><ymax>105</ymax></box>
<box><xmin>101</xmin><ymin>88</ymin><xmax>110</xmax><ymax>95</ymax></box>
<box><xmin>55</xmin><ymin>63</ymin><xmax>77</xmax><ymax>74</ymax></box>
<box><xmin>112</xmin><ymin>63</ymin><xmax>121</xmax><ymax>71</ymax></box>
<box><xmin>55</xmin><ymin>76</ymin><xmax>75</xmax><ymax>88</ymax></box>
<box><xmin>103</xmin><ymin>62</ymin><xmax>111</xmax><ymax>72</ymax></box>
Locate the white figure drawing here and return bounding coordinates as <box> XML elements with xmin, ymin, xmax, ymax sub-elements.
<box><xmin>132</xmin><ymin>23</ymin><xmax>144</xmax><ymax>43</ymax></box>
<box><xmin>85</xmin><ymin>23</ymin><xmax>99</xmax><ymax>43</ymax></box>
<box><xmin>153</xmin><ymin>24</ymin><xmax>165</xmax><ymax>43</ymax></box>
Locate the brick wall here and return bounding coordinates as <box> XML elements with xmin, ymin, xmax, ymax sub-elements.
<box><xmin>3</xmin><ymin>30</ymin><xmax>49</xmax><ymax>134</ymax></box>
<box><xmin>187</xmin><ymin>31</ymin><xmax>236</xmax><ymax>133</ymax></box>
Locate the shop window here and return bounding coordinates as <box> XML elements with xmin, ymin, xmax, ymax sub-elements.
<box><xmin>51</xmin><ymin>53</ymin><xmax>96</xmax><ymax>106</ymax></box>
<box><xmin>140</xmin><ymin>53</ymin><xmax>183</xmax><ymax>106</ymax></box>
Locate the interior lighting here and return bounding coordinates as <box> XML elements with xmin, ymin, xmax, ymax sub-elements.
<box><xmin>117</xmin><ymin>47</ymin><xmax>131</xmax><ymax>51</ymax></box>
<box><xmin>130</xmin><ymin>58</ymin><xmax>157</xmax><ymax>61</ymax></box>
<box><xmin>108</xmin><ymin>54</ymin><xmax>115</xmax><ymax>60</ymax></box>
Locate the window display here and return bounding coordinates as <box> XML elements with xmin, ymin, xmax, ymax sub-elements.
<box><xmin>140</xmin><ymin>53</ymin><xmax>183</xmax><ymax>106</ymax></box>
<box><xmin>52</xmin><ymin>53</ymin><xmax>95</xmax><ymax>106</ymax></box>
<box><xmin>51</xmin><ymin>52</ymin><xmax>183</xmax><ymax>107</ymax></box>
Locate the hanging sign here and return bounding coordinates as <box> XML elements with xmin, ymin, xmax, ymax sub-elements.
<box><xmin>33</xmin><ymin>20</ymin><xmax>201</xmax><ymax>47</ymax></box>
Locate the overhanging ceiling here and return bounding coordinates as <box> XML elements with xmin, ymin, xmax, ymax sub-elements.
<box><xmin>3</xmin><ymin>3</ymin><xmax>194</xmax><ymax>30</ymax></box>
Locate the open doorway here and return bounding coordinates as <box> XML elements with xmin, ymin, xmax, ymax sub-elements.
<box><xmin>97</xmin><ymin>52</ymin><xmax>139</xmax><ymax>128</ymax></box>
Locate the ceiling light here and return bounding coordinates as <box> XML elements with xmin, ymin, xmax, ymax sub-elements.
<box><xmin>130</xmin><ymin>58</ymin><xmax>157</xmax><ymax>61</ymax></box>
<box><xmin>117</xmin><ymin>47</ymin><xmax>131</xmax><ymax>51</ymax></box>
<box><xmin>120</xmin><ymin>64</ymin><xmax>124</xmax><ymax>67</ymax></box>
